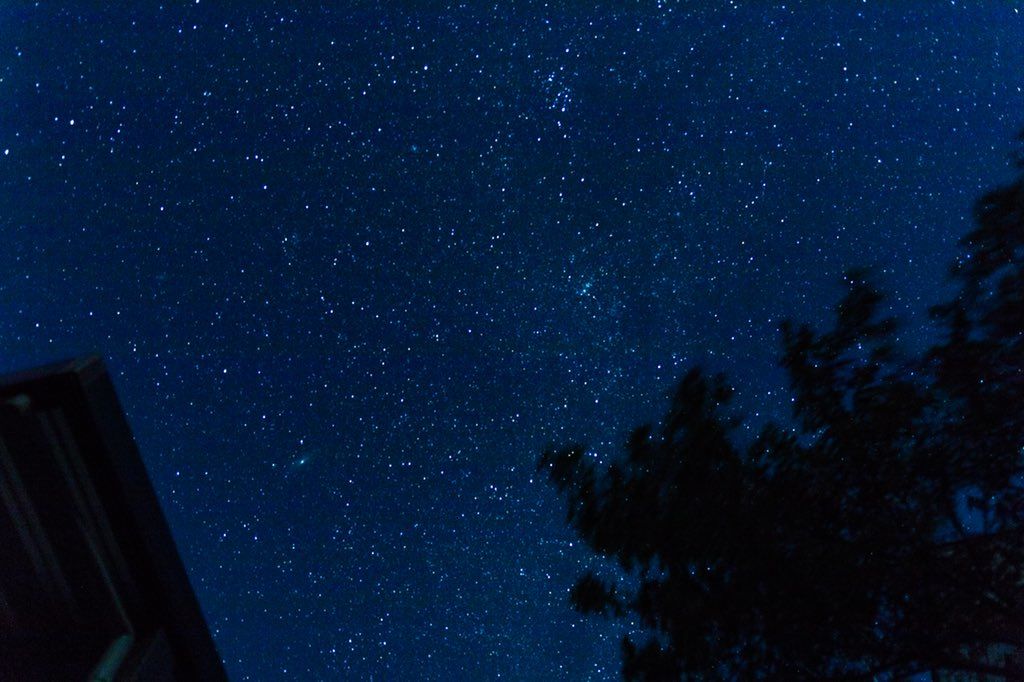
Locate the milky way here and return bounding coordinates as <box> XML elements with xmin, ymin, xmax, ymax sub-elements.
<box><xmin>2</xmin><ymin>4</ymin><xmax>1022</xmax><ymax>680</ymax></box>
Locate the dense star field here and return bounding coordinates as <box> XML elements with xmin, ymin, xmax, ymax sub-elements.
<box><xmin>2</xmin><ymin>3</ymin><xmax>1023</xmax><ymax>680</ymax></box>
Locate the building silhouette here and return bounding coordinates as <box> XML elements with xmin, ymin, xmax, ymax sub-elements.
<box><xmin>0</xmin><ymin>356</ymin><xmax>227</xmax><ymax>681</ymax></box>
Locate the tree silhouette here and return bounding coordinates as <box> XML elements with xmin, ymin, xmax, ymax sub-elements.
<box><xmin>539</xmin><ymin>133</ymin><xmax>1024</xmax><ymax>680</ymax></box>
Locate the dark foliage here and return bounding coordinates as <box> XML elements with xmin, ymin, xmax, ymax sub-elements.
<box><xmin>539</xmin><ymin>134</ymin><xmax>1024</xmax><ymax>680</ymax></box>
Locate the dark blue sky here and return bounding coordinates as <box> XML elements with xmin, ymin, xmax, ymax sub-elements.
<box><xmin>2</xmin><ymin>3</ymin><xmax>1022</xmax><ymax>679</ymax></box>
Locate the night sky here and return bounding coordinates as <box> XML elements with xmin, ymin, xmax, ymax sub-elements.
<box><xmin>2</xmin><ymin>3</ymin><xmax>1023</xmax><ymax>680</ymax></box>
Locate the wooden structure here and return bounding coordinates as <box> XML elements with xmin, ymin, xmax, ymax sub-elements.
<box><xmin>0</xmin><ymin>356</ymin><xmax>227</xmax><ymax>681</ymax></box>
